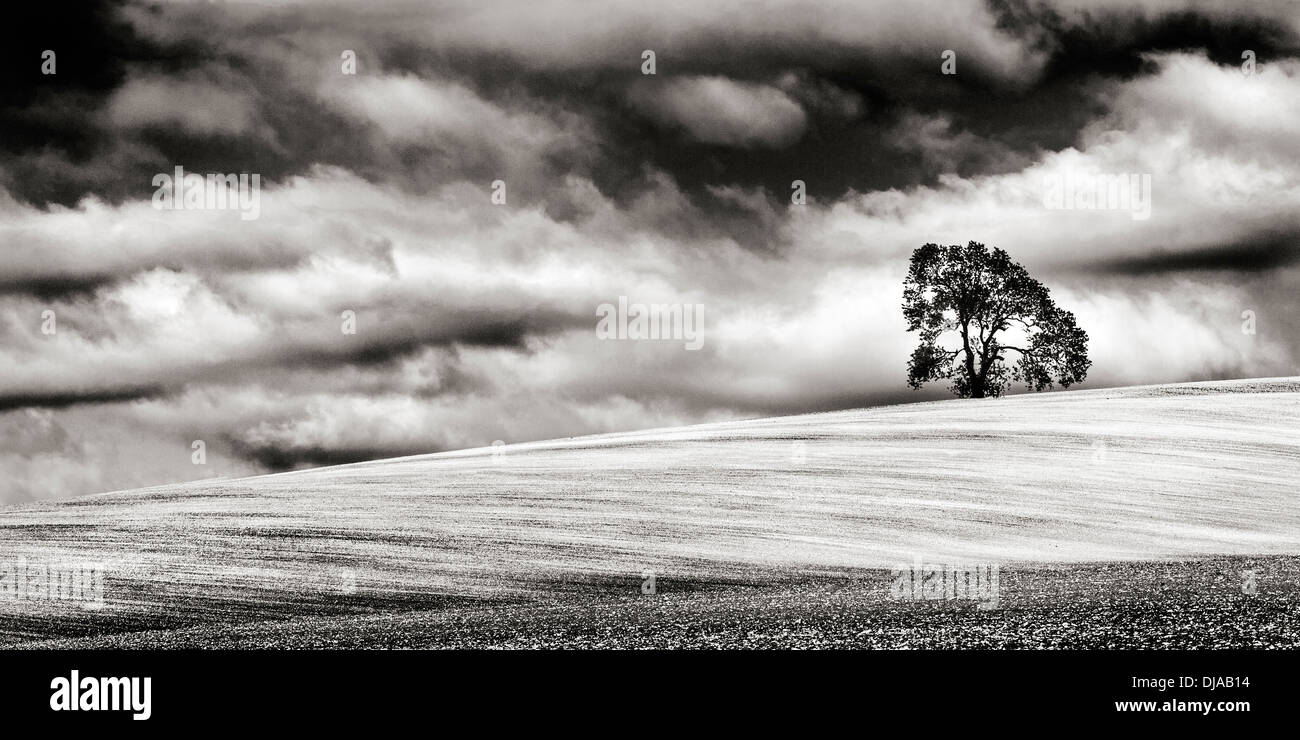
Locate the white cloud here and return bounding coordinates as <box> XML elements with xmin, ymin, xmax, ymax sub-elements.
<box><xmin>630</xmin><ymin>76</ymin><xmax>808</xmax><ymax>148</ymax></box>
<box><xmin>105</xmin><ymin>71</ymin><xmax>265</xmax><ymax>138</ymax></box>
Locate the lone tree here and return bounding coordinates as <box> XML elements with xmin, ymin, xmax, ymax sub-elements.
<box><xmin>902</xmin><ymin>241</ymin><xmax>1090</xmax><ymax>398</ymax></box>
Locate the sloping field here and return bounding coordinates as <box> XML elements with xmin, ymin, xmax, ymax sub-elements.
<box><xmin>2</xmin><ymin>378</ymin><xmax>1300</xmax><ymax>645</ymax></box>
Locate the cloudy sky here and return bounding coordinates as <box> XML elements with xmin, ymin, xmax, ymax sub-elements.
<box><xmin>2</xmin><ymin>0</ymin><xmax>1298</xmax><ymax>502</ymax></box>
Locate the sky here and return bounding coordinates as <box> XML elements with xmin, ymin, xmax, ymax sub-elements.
<box><xmin>1</xmin><ymin>0</ymin><xmax>1298</xmax><ymax>502</ymax></box>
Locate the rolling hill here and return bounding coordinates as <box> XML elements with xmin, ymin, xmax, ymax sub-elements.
<box><xmin>3</xmin><ymin>378</ymin><xmax>1299</xmax><ymax>648</ymax></box>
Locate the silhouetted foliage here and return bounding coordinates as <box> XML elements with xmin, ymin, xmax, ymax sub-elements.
<box><xmin>903</xmin><ymin>241</ymin><xmax>1090</xmax><ymax>398</ymax></box>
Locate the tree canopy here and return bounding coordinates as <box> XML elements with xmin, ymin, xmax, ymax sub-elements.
<box><xmin>902</xmin><ymin>241</ymin><xmax>1091</xmax><ymax>398</ymax></box>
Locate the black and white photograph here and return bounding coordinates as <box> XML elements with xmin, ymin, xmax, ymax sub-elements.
<box><xmin>1</xmin><ymin>0</ymin><xmax>1297</xmax><ymax>725</ymax></box>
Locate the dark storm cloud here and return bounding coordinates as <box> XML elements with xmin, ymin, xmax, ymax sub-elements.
<box><xmin>349</xmin><ymin>0</ymin><xmax>1300</xmax><ymax>211</ymax></box>
<box><xmin>0</xmin><ymin>384</ymin><xmax>169</xmax><ymax>412</ymax></box>
<box><xmin>996</xmin><ymin>0</ymin><xmax>1300</xmax><ymax>80</ymax></box>
<box><xmin>0</xmin><ymin>273</ymin><xmax>116</xmax><ymax>300</ymax></box>
<box><xmin>0</xmin><ymin>1</ymin><xmax>140</xmax><ymax>117</ymax></box>
<box><xmin>264</xmin><ymin>306</ymin><xmax>593</xmax><ymax>370</ymax></box>
<box><xmin>5</xmin><ymin>0</ymin><xmax>1295</xmax><ymax>220</ymax></box>
<box><xmin>0</xmin><ymin>0</ymin><xmax>201</xmax><ymax>206</ymax></box>
<box><xmin>1081</xmin><ymin>232</ymin><xmax>1300</xmax><ymax>276</ymax></box>
<box><xmin>0</xmin><ymin>247</ymin><xmax>309</xmax><ymax>301</ymax></box>
<box><xmin>0</xmin><ymin>2</ymin><xmax>380</xmax><ymax>207</ymax></box>
<box><xmin>221</xmin><ymin>437</ymin><xmax>437</xmax><ymax>472</ymax></box>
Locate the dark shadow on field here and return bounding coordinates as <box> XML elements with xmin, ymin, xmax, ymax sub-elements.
<box><xmin>4</xmin><ymin>555</ymin><xmax>1298</xmax><ymax>649</ymax></box>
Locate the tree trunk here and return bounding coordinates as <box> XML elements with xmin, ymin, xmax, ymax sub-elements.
<box><xmin>968</xmin><ymin>366</ymin><xmax>986</xmax><ymax>398</ymax></box>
